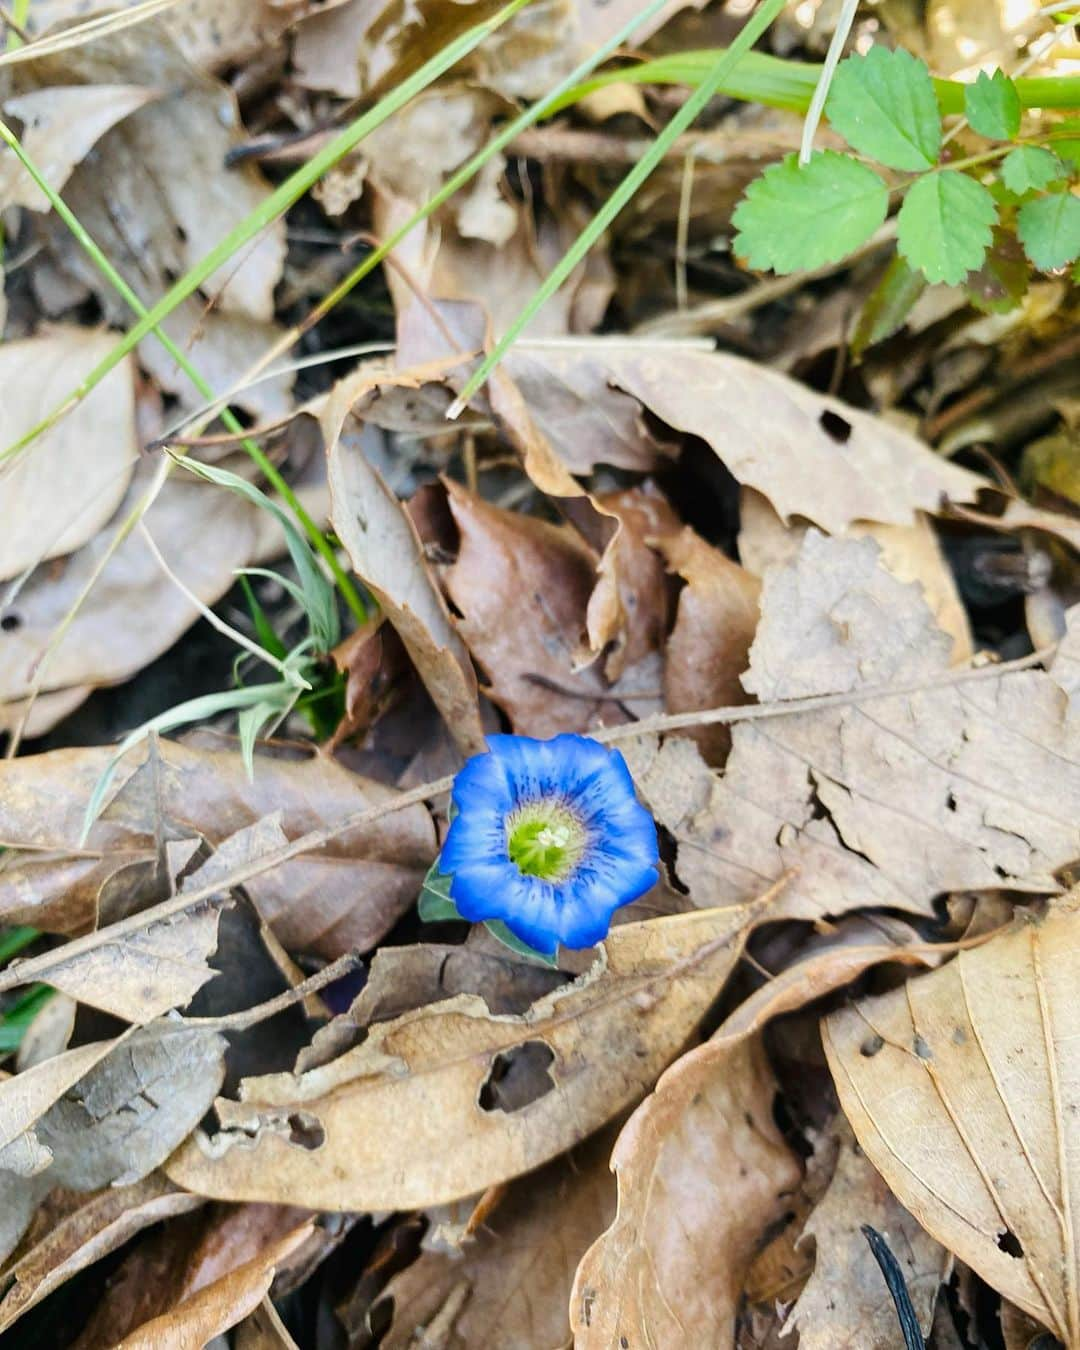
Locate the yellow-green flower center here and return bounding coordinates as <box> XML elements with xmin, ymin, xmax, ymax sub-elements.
<box><xmin>506</xmin><ymin>803</ymin><xmax>586</xmax><ymax>881</ymax></box>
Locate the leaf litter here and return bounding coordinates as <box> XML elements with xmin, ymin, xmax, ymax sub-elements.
<box><xmin>1</xmin><ymin>0</ymin><xmax>1079</xmax><ymax>1345</ymax></box>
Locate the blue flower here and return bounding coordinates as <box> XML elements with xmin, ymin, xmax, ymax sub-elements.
<box><xmin>438</xmin><ymin>733</ymin><xmax>659</xmax><ymax>955</ymax></box>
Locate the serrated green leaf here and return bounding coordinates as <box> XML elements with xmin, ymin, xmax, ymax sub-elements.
<box><xmin>732</xmin><ymin>151</ymin><xmax>888</xmax><ymax>274</ymax></box>
<box><xmin>483</xmin><ymin>920</ymin><xmax>559</xmax><ymax>967</ymax></box>
<box><xmin>1001</xmin><ymin>146</ymin><xmax>1068</xmax><ymax>194</ymax></box>
<box><xmin>418</xmin><ymin>861</ymin><xmax>462</xmax><ymax>922</ymax></box>
<box><xmin>825</xmin><ymin>46</ymin><xmax>941</xmax><ymax>170</ymax></box>
<box><xmin>897</xmin><ymin>171</ymin><xmax>997</xmax><ymax>284</ymax></box>
<box><xmin>851</xmin><ymin>252</ymin><xmax>927</xmax><ymax>357</ymax></box>
<box><xmin>964</xmin><ymin>70</ymin><xmax>1020</xmax><ymax>140</ymax></box>
<box><xmin>1017</xmin><ymin>191</ymin><xmax>1080</xmax><ymax>270</ymax></box>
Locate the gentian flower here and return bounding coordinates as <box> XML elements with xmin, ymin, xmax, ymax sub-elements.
<box><xmin>438</xmin><ymin>733</ymin><xmax>659</xmax><ymax>955</ymax></box>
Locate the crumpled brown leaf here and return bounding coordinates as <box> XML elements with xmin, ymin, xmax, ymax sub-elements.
<box><xmin>164</xmin><ymin>903</ymin><xmax>760</xmax><ymax>1211</ymax></box>
<box><xmin>0</xmin><ymin>328</ymin><xmax>138</xmax><ymax>582</ymax></box>
<box><xmin>785</xmin><ymin>1120</ymin><xmax>949</xmax><ymax>1348</ymax></box>
<box><xmin>824</xmin><ymin>891</ymin><xmax>1080</xmax><ymax>1343</ymax></box>
<box><xmin>0</xmin><ymin>739</ymin><xmax>435</xmax><ymax>956</ymax></box>
<box><xmin>630</xmin><ymin>530</ymin><xmax>1080</xmax><ymax>926</ymax></box>
<box><xmin>360</xmin><ymin>1130</ymin><xmax>617</xmax><ymax>1349</ymax></box>
<box><xmin>571</xmin><ymin>1035</ymin><xmax>800</xmax><ymax>1348</ymax></box>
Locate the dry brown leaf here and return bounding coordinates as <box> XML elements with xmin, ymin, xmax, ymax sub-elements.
<box><xmin>323</xmin><ymin>363</ymin><xmax>486</xmax><ymax>759</ymax></box>
<box><xmin>443</xmin><ymin>480</ymin><xmax>630</xmax><ymax>736</ymax></box>
<box><xmin>785</xmin><ymin>1120</ymin><xmax>949</xmax><ymax>1348</ymax></box>
<box><xmin>112</xmin><ymin>1222</ymin><xmax>313</xmax><ymax>1350</ymax></box>
<box><xmin>0</xmin><ymin>463</ymin><xmax>326</xmax><ymax>706</ymax></box>
<box><xmin>630</xmin><ymin>530</ymin><xmax>1080</xmax><ymax>927</ymax></box>
<box><xmin>164</xmin><ymin>903</ymin><xmax>759</xmax><ymax>1210</ymax></box>
<box><xmin>1052</xmin><ymin>603</ymin><xmax>1080</xmax><ymax>719</ymax></box>
<box><xmin>360</xmin><ymin>1130</ymin><xmax>617</xmax><ymax>1349</ymax></box>
<box><xmin>512</xmin><ymin>343</ymin><xmax>983</xmax><ymax>532</ymax></box>
<box><xmin>235</xmin><ymin>1297</ymin><xmax>300</xmax><ymax>1350</ymax></box>
<box><xmin>23</xmin><ymin>22</ymin><xmax>290</xmax><ymax>417</ymax></box>
<box><xmin>0</xmin><ymin>85</ymin><xmax>157</xmax><ymax>209</ymax></box>
<box><xmin>0</xmin><ymin>328</ymin><xmax>138</xmax><ymax>581</ymax></box>
<box><xmin>0</xmin><ymin>739</ymin><xmax>435</xmax><ymax>955</ymax></box>
<box><xmin>660</xmin><ymin>526</ymin><xmax>761</xmax><ymax>764</ymax></box>
<box><xmin>571</xmin><ymin>1036</ymin><xmax>800</xmax><ymax>1349</ymax></box>
<box><xmin>738</xmin><ymin>488</ymin><xmax>973</xmax><ymax>663</ymax></box>
<box><xmin>0</xmin><ymin>1175</ymin><xmax>203</xmax><ymax>1334</ymax></box>
<box><xmin>823</xmin><ymin>893</ymin><xmax>1080</xmax><ymax>1342</ymax></box>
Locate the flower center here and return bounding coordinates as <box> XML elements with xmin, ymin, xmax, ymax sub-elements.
<box><xmin>506</xmin><ymin>802</ymin><xmax>586</xmax><ymax>882</ymax></box>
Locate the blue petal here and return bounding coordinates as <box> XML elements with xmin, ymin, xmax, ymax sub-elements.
<box><xmin>486</xmin><ymin>875</ymin><xmax>562</xmax><ymax>956</ymax></box>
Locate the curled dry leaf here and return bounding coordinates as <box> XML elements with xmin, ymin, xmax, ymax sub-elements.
<box><xmin>571</xmin><ymin>1036</ymin><xmax>801</xmax><ymax>1349</ymax></box>
<box><xmin>659</xmin><ymin>526</ymin><xmax>760</xmax><ymax>765</ymax></box>
<box><xmin>0</xmin><ymin>328</ymin><xmax>138</xmax><ymax>582</ymax></box>
<box><xmin>111</xmin><ymin>1222</ymin><xmax>314</xmax><ymax>1350</ymax></box>
<box><xmin>443</xmin><ymin>480</ymin><xmax>630</xmax><ymax>736</ymax></box>
<box><xmin>0</xmin><ymin>740</ymin><xmax>435</xmax><ymax>956</ymax></box>
<box><xmin>631</xmin><ymin>530</ymin><xmax>1080</xmax><ymax>926</ymax></box>
<box><xmin>784</xmin><ymin>1120</ymin><xmax>949</xmax><ymax>1348</ymax></box>
<box><xmin>164</xmin><ymin>903</ymin><xmax>760</xmax><ymax>1211</ymax></box>
<box><xmin>360</xmin><ymin>1130</ymin><xmax>617</xmax><ymax>1349</ymax></box>
<box><xmin>323</xmin><ymin>362</ymin><xmax>486</xmax><ymax>758</ymax></box>
<box><xmin>823</xmin><ymin>892</ymin><xmax>1080</xmax><ymax>1343</ymax></box>
<box><xmin>0</xmin><ymin>1175</ymin><xmax>203</xmax><ymax>1334</ymax></box>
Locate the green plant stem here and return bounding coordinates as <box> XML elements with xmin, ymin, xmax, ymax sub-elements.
<box><xmin>0</xmin><ymin>0</ymin><xmax>535</xmax><ymax>469</ymax></box>
<box><xmin>449</xmin><ymin>0</ymin><xmax>792</xmax><ymax>414</ymax></box>
<box><xmin>0</xmin><ymin>120</ymin><xmax>369</xmax><ymax>627</ymax></box>
<box><xmin>549</xmin><ymin>48</ymin><xmax>1080</xmax><ymax>120</ymax></box>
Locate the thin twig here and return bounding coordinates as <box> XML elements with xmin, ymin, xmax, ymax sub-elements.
<box><xmin>182</xmin><ymin>950</ymin><xmax>361</xmax><ymax>1030</ymax></box>
<box><xmin>0</xmin><ymin>642</ymin><xmax>1057</xmax><ymax>998</ymax></box>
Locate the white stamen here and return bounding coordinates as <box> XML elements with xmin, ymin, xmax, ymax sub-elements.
<box><xmin>537</xmin><ymin>823</ymin><xmax>571</xmax><ymax>849</ymax></box>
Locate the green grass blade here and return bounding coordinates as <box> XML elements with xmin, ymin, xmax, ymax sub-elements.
<box><xmin>449</xmin><ymin>0</ymin><xmax>792</xmax><ymax>414</ymax></box>
<box><xmin>0</xmin><ymin>925</ymin><xmax>39</xmax><ymax>965</ymax></box>
<box><xmin>3</xmin><ymin>0</ymin><xmax>535</xmax><ymax>469</ymax></box>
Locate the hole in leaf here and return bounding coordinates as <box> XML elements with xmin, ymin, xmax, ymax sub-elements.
<box><xmin>913</xmin><ymin>1034</ymin><xmax>933</xmax><ymax>1060</ymax></box>
<box><xmin>819</xmin><ymin>409</ymin><xmax>852</xmax><ymax>443</ymax></box>
<box><xmin>287</xmin><ymin>1111</ymin><xmax>325</xmax><ymax>1150</ymax></box>
<box><xmin>479</xmin><ymin>1040</ymin><xmax>555</xmax><ymax>1113</ymax></box>
<box><xmin>0</xmin><ymin>613</ymin><xmax>21</xmax><ymax>632</ymax></box>
<box><xmin>997</xmin><ymin>1228</ymin><xmax>1024</xmax><ymax>1258</ymax></box>
<box><xmin>946</xmin><ymin>791</ymin><xmax>957</xmax><ymax>813</ymax></box>
<box><xmin>860</xmin><ymin>1034</ymin><xmax>884</xmax><ymax>1058</ymax></box>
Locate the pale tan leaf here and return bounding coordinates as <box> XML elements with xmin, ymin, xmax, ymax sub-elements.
<box><xmin>0</xmin><ymin>1038</ymin><xmax>120</xmax><ymax>1156</ymax></box>
<box><xmin>571</xmin><ymin>1037</ymin><xmax>800</xmax><ymax>1349</ymax></box>
<box><xmin>113</xmin><ymin>1223</ymin><xmax>314</xmax><ymax>1350</ymax></box>
<box><xmin>823</xmin><ymin>894</ymin><xmax>1080</xmax><ymax>1342</ymax></box>
<box><xmin>632</xmin><ymin>531</ymin><xmax>1080</xmax><ymax>926</ymax></box>
<box><xmin>324</xmin><ymin>362</ymin><xmax>486</xmax><ymax>758</ymax></box>
<box><xmin>234</xmin><ymin>1297</ymin><xmax>300</xmax><ymax>1350</ymax></box>
<box><xmin>785</xmin><ymin>1121</ymin><xmax>949</xmax><ymax>1348</ymax></box>
<box><xmin>0</xmin><ymin>328</ymin><xmax>138</xmax><ymax>581</ymax></box>
<box><xmin>0</xmin><ymin>1176</ymin><xmax>203</xmax><ymax>1334</ymax></box>
<box><xmin>165</xmin><ymin>903</ymin><xmax>759</xmax><ymax>1210</ymax></box>
<box><xmin>0</xmin><ymin>85</ymin><xmax>157</xmax><ymax>210</ymax></box>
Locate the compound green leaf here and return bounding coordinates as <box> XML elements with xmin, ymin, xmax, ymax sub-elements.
<box><xmin>732</xmin><ymin>151</ymin><xmax>888</xmax><ymax>274</ymax></box>
<box><xmin>851</xmin><ymin>252</ymin><xmax>927</xmax><ymax>357</ymax></box>
<box><xmin>1001</xmin><ymin>145</ymin><xmax>1068</xmax><ymax>195</ymax></box>
<box><xmin>1017</xmin><ymin>191</ymin><xmax>1080</xmax><ymax>270</ymax></box>
<box><xmin>964</xmin><ymin>70</ymin><xmax>1021</xmax><ymax>140</ymax></box>
<box><xmin>898</xmin><ymin>171</ymin><xmax>997</xmax><ymax>284</ymax></box>
<box><xmin>825</xmin><ymin>46</ymin><xmax>941</xmax><ymax>170</ymax></box>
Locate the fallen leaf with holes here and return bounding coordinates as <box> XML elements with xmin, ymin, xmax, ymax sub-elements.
<box><xmin>110</xmin><ymin>1222</ymin><xmax>313</xmax><ymax>1350</ymax></box>
<box><xmin>0</xmin><ymin>1175</ymin><xmax>203</xmax><ymax>1335</ymax></box>
<box><xmin>629</xmin><ymin>529</ymin><xmax>1080</xmax><ymax>926</ymax></box>
<box><xmin>164</xmin><ymin>902</ymin><xmax>759</xmax><ymax>1210</ymax></box>
<box><xmin>0</xmin><ymin>460</ymin><xmax>328</xmax><ymax>715</ymax></box>
<box><xmin>21</xmin><ymin>23</ymin><xmax>290</xmax><ymax>417</ymax></box>
<box><xmin>0</xmin><ymin>328</ymin><xmax>138</xmax><ymax>582</ymax></box>
<box><xmin>0</xmin><ymin>739</ymin><xmax>435</xmax><ymax>954</ymax></box>
<box><xmin>659</xmin><ymin>526</ymin><xmax>760</xmax><ymax>765</ymax></box>
<box><xmin>571</xmin><ymin>1036</ymin><xmax>800</xmax><ymax>1348</ymax></box>
<box><xmin>824</xmin><ymin>891</ymin><xmax>1080</xmax><ymax>1342</ymax></box>
<box><xmin>324</xmin><ymin>362</ymin><xmax>486</xmax><ymax>758</ymax></box>
<box><xmin>784</xmin><ymin>1119</ymin><xmax>949</xmax><ymax>1348</ymax></box>
<box><xmin>359</xmin><ymin>1130</ymin><xmax>616</xmax><ymax>1348</ymax></box>
<box><xmin>443</xmin><ymin>480</ymin><xmax>632</xmax><ymax>737</ymax></box>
